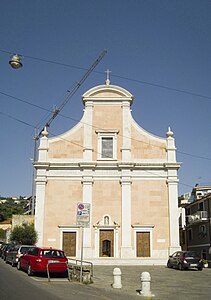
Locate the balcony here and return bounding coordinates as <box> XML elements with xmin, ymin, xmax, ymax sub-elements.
<box><xmin>187</xmin><ymin>211</ymin><xmax>208</xmax><ymax>223</ymax></box>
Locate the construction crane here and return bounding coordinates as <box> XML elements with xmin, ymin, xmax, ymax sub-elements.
<box><xmin>31</xmin><ymin>49</ymin><xmax>107</xmax><ymax>214</ymax></box>
<box><xmin>36</xmin><ymin>49</ymin><xmax>107</xmax><ymax>138</ymax></box>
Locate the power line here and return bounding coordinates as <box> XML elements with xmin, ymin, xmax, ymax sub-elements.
<box><xmin>0</xmin><ymin>48</ymin><xmax>88</xmax><ymax>71</ymax></box>
<box><xmin>1</xmin><ymin>90</ymin><xmax>211</xmax><ymax>162</ymax></box>
<box><xmin>46</xmin><ymin>129</ymin><xmax>200</xmax><ymax>191</ymax></box>
<box><xmin>0</xmin><ymin>109</ymin><xmax>196</xmax><ymax>191</ymax></box>
<box><xmin>1</xmin><ymin>48</ymin><xmax>211</xmax><ymax>101</ymax></box>
<box><xmin>0</xmin><ymin>109</ymin><xmax>209</xmax><ymax>191</ymax></box>
<box><xmin>111</xmin><ymin>74</ymin><xmax>211</xmax><ymax>101</ymax></box>
<box><xmin>36</xmin><ymin>49</ymin><xmax>107</xmax><ymax>139</ymax></box>
<box><xmin>177</xmin><ymin>151</ymin><xmax>211</xmax><ymax>161</ymax></box>
<box><xmin>0</xmin><ymin>89</ymin><xmax>166</xmax><ymax>149</ymax></box>
<box><xmin>0</xmin><ymin>111</ymin><xmax>36</xmax><ymax>129</ymax></box>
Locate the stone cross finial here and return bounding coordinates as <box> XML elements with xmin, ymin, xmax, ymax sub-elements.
<box><xmin>105</xmin><ymin>69</ymin><xmax>111</xmax><ymax>85</ymax></box>
<box><xmin>166</xmin><ymin>126</ymin><xmax>174</xmax><ymax>138</ymax></box>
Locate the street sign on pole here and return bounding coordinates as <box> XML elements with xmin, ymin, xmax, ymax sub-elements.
<box><xmin>76</xmin><ymin>203</ymin><xmax>90</xmax><ymax>227</ymax></box>
<box><xmin>76</xmin><ymin>203</ymin><xmax>91</xmax><ymax>283</ymax></box>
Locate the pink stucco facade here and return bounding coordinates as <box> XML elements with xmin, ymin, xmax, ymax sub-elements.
<box><xmin>34</xmin><ymin>82</ymin><xmax>181</xmax><ymax>264</ymax></box>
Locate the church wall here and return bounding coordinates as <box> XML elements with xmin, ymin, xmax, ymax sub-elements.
<box><xmin>48</xmin><ymin>125</ymin><xmax>84</xmax><ymax>159</ymax></box>
<box><xmin>35</xmin><ymin>83</ymin><xmax>180</xmax><ymax>263</ymax></box>
<box><xmin>43</xmin><ymin>180</ymin><xmax>82</xmax><ymax>247</ymax></box>
<box><xmin>92</xmin><ymin>180</ymin><xmax>122</xmax><ymax>250</ymax></box>
<box><xmin>131</xmin><ymin>180</ymin><xmax>169</xmax><ymax>252</ymax></box>
<box><xmin>131</xmin><ymin>125</ymin><xmax>166</xmax><ymax>160</ymax></box>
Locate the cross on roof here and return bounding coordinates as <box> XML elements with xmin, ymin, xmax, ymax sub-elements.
<box><xmin>105</xmin><ymin>69</ymin><xmax>111</xmax><ymax>85</ymax></box>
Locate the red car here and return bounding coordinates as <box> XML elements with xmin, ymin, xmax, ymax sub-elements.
<box><xmin>17</xmin><ymin>246</ymin><xmax>68</xmax><ymax>276</ymax></box>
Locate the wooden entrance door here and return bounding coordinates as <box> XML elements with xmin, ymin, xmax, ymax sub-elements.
<box><xmin>99</xmin><ymin>229</ymin><xmax>114</xmax><ymax>257</ymax></box>
<box><xmin>136</xmin><ymin>232</ymin><xmax>150</xmax><ymax>257</ymax></box>
<box><xmin>62</xmin><ymin>232</ymin><xmax>76</xmax><ymax>257</ymax></box>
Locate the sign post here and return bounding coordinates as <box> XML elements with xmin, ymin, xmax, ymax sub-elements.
<box><xmin>76</xmin><ymin>203</ymin><xmax>90</xmax><ymax>283</ymax></box>
<box><xmin>80</xmin><ymin>225</ymin><xmax>84</xmax><ymax>283</ymax></box>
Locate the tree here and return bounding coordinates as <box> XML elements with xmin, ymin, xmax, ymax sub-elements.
<box><xmin>10</xmin><ymin>223</ymin><xmax>38</xmax><ymax>245</ymax></box>
<box><xmin>0</xmin><ymin>198</ymin><xmax>25</xmax><ymax>220</ymax></box>
<box><xmin>0</xmin><ymin>228</ymin><xmax>6</xmax><ymax>241</ymax></box>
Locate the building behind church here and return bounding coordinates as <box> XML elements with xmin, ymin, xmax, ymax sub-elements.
<box><xmin>34</xmin><ymin>79</ymin><xmax>181</xmax><ymax>264</ymax></box>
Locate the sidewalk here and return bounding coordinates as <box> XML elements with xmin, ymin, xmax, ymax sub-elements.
<box><xmin>91</xmin><ymin>265</ymin><xmax>211</xmax><ymax>299</ymax></box>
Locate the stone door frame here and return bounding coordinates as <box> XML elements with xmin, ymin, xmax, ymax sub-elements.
<box><xmin>132</xmin><ymin>225</ymin><xmax>154</xmax><ymax>258</ymax></box>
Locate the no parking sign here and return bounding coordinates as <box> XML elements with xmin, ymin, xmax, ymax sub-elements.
<box><xmin>76</xmin><ymin>203</ymin><xmax>90</xmax><ymax>227</ymax></box>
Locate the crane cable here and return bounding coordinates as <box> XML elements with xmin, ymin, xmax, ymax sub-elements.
<box><xmin>36</xmin><ymin>49</ymin><xmax>107</xmax><ymax>140</ymax></box>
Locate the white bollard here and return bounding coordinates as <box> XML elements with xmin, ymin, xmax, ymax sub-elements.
<box><xmin>140</xmin><ymin>271</ymin><xmax>154</xmax><ymax>297</ymax></box>
<box><xmin>112</xmin><ymin>267</ymin><xmax>122</xmax><ymax>288</ymax></box>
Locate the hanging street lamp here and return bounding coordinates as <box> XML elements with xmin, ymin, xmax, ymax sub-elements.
<box><xmin>9</xmin><ymin>54</ymin><xmax>23</xmax><ymax>69</ymax></box>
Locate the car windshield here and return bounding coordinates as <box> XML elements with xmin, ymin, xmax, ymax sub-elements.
<box><xmin>20</xmin><ymin>246</ymin><xmax>32</xmax><ymax>254</ymax></box>
<box><xmin>41</xmin><ymin>250</ymin><xmax>65</xmax><ymax>258</ymax></box>
<box><xmin>184</xmin><ymin>251</ymin><xmax>199</xmax><ymax>258</ymax></box>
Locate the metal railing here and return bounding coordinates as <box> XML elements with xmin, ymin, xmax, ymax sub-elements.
<box><xmin>187</xmin><ymin>211</ymin><xmax>208</xmax><ymax>224</ymax></box>
<box><xmin>67</xmin><ymin>258</ymin><xmax>93</xmax><ymax>283</ymax></box>
<box><xmin>46</xmin><ymin>261</ymin><xmax>68</xmax><ymax>282</ymax></box>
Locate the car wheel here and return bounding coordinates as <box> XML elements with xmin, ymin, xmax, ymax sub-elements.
<box><xmin>17</xmin><ymin>261</ymin><xmax>21</xmax><ymax>270</ymax></box>
<box><xmin>27</xmin><ymin>264</ymin><xmax>33</xmax><ymax>276</ymax></box>
<box><xmin>198</xmin><ymin>267</ymin><xmax>203</xmax><ymax>271</ymax></box>
<box><xmin>178</xmin><ymin>263</ymin><xmax>183</xmax><ymax>271</ymax></box>
<box><xmin>167</xmin><ymin>261</ymin><xmax>172</xmax><ymax>268</ymax></box>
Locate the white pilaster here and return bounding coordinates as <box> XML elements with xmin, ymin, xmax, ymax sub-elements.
<box><xmin>82</xmin><ymin>175</ymin><xmax>93</xmax><ymax>258</ymax></box>
<box><xmin>122</xmin><ymin>100</ymin><xmax>131</xmax><ymax>161</ymax></box>
<box><xmin>114</xmin><ymin>226</ymin><xmax>119</xmax><ymax>258</ymax></box>
<box><xmin>83</xmin><ymin>101</ymin><xmax>93</xmax><ymax>161</ymax></box>
<box><xmin>166</xmin><ymin>127</ymin><xmax>181</xmax><ymax>254</ymax></box>
<box><xmin>38</xmin><ymin>127</ymin><xmax>49</xmax><ymax>162</ymax></box>
<box><xmin>35</xmin><ymin>128</ymin><xmax>49</xmax><ymax>246</ymax></box>
<box><xmin>166</xmin><ymin>127</ymin><xmax>176</xmax><ymax>162</ymax></box>
<box><xmin>167</xmin><ymin>179</ymin><xmax>181</xmax><ymax>254</ymax></box>
<box><xmin>94</xmin><ymin>226</ymin><xmax>98</xmax><ymax>258</ymax></box>
<box><xmin>34</xmin><ymin>174</ymin><xmax>47</xmax><ymax>246</ymax></box>
<box><xmin>120</xmin><ymin>173</ymin><xmax>133</xmax><ymax>257</ymax></box>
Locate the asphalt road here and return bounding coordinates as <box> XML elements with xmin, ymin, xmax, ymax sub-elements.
<box><xmin>0</xmin><ymin>259</ymin><xmax>137</xmax><ymax>300</ymax></box>
<box><xmin>1</xmin><ymin>258</ymin><xmax>211</xmax><ymax>300</ymax></box>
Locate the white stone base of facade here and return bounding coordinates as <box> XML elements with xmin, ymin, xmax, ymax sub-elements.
<box><xmin>83</xmin><ymin>247</ymin><xmax>93</xmax><ymax>258</ymax></box>
<box><xmin>68</xmin><ymin>257</ymin><xmax>167</xmax><ymax>266</ymax></box>
<box><xmin>152</xmin><ymin>250</ymin><xmax>169</xmax><ymax>258</ymax></box>
<box><xmin>120</xmin><ymin>246</ymin><xmax>134</xmax><ymax>258</ymax></box>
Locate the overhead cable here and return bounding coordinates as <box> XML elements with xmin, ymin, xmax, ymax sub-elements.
<box><xmin>0</xmin><ymin>48</ymin><xmax>211</xmax><ymax>101</ymax></box>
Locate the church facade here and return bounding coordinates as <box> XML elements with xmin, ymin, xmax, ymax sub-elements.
<box><xmin>34</xmin><ymin>79</ymin><xmax>181</xmax><ymax>264</ymax></box>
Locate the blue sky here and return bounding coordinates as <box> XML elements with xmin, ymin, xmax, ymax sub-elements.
<box><xmin>0</xmin><ymin>0</ymin><xmax>210</xmax><ymax>197</ymax></box>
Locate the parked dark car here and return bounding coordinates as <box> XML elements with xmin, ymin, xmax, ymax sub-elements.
<box><xmin>167</xmin><ymin>251</ymin><xmax>203</xmax><ymax>271</ymax></box>
<box><xmin>0</xmin><ymin>242</ymin><xmax>6</xmax><ymax>257</ymax></box>
<box><xmin>1</xmin><ymin>243</ymin><xmax>14</xmax><ymax>261</ymax></box>
<box><xmin>5</xmin><ymin>244</ymin><xmax>34</xmax><ymax>267</ymax></box>
<box><xmin>17</xmin><ymin>247</ymin><xmax>68</xmax><ymax>276</ymax></box>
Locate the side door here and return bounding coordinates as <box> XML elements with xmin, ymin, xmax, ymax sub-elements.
<box><xmin>136</xmin><ymin>232</ymin><xmax>150</xmax><ymax>257</ymax></box>
<box><xmin>21</xmin><ymin>247</ymin><xmax>34</xmax><ymax>269</ymax></box>
<box><xmin>171</xmin><ymin>252</ymin><xmax>179</xmax><ymax>267</ymax></box>
<box><xmin>62</xmin><ymin>232</ymin><xmax>76</xmax><ymax>257</ymax></box>
<box><xmin>11</xmin><ymin>245</ymin><xmax>20</xmax><ymax>263</ymax></box>
<box><xmin>6</xmin><ymin>245</ymin><xmax>15</xmax><ymax>263</ymax></box>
